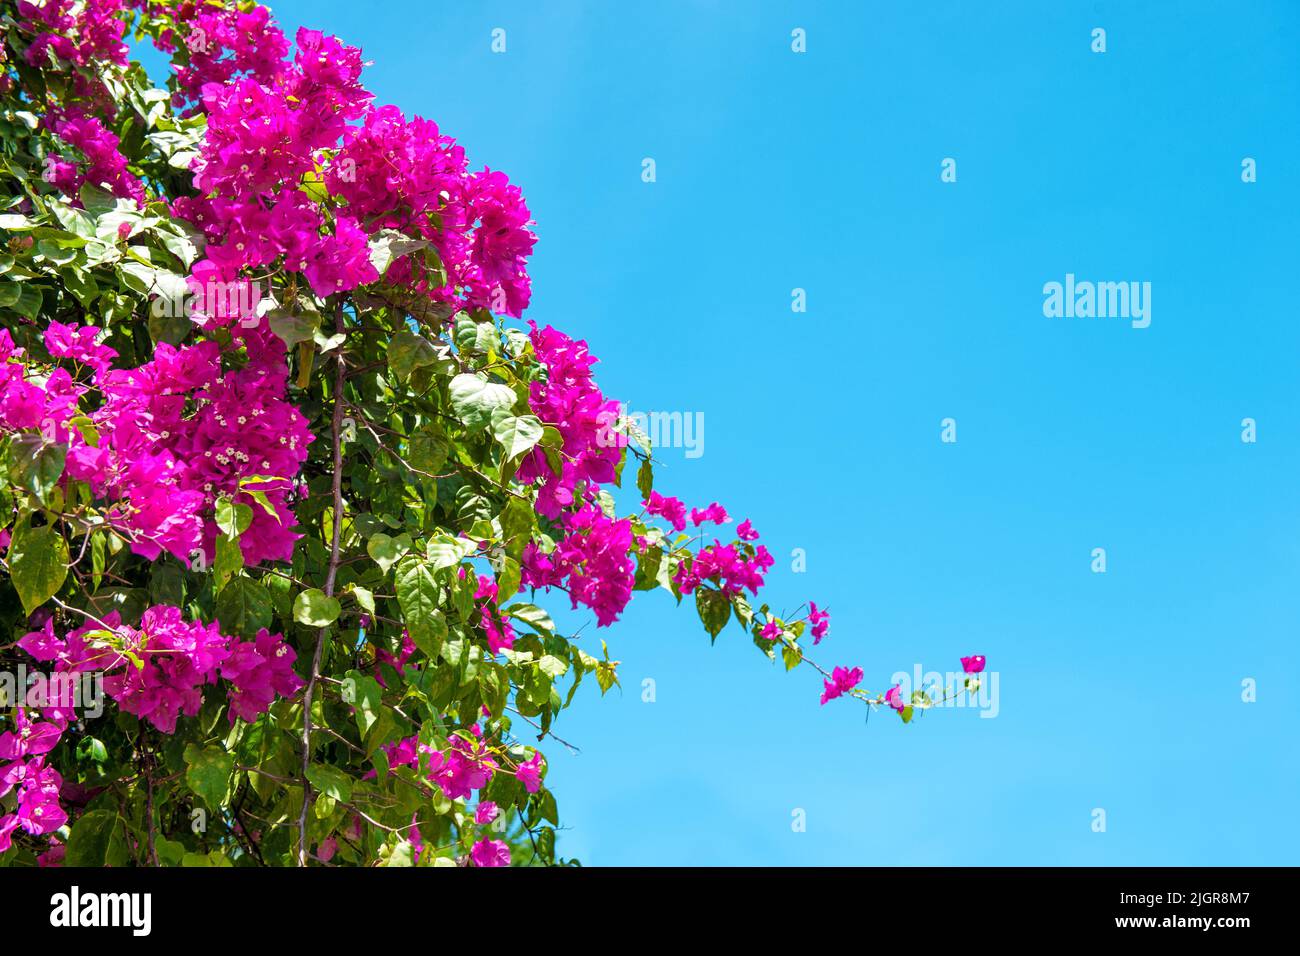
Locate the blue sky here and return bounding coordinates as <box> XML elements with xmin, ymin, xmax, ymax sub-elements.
<box><xmin>257</xmin><ymin>0</ymin><xmax>1300</xmax><ymax>865</ymax></box>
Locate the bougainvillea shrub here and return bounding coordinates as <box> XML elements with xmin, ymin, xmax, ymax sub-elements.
<box><xmin>0</xmin><ymin>0</ymin><xmax>985</xmax><ymax>866</ymax></box>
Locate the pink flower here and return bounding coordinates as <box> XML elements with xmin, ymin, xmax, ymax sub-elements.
<box><xmin>45</xmin><ymin>322</ymin><xmax>118</xmax><ymax>377</ymax></box>
<box><xmin>819</xmin><ymin>666</ymin><xmax>863</xmax><ymax>706</ymax></box>
<box><xmin>45</xmin><ymin>112</ymin><xmax>145</xmax><ymax>204</ymax></box>
<box><xmin>423</xmin><ymin>735</ymin><xmax>497</xmax><ymax>801</ymax></box>
<box><xmin>961</xmin><ymin>655</ymin><xmax>986</xmax><ymax>674</ymax></box>
<box><xmin>736</xmin><ymin>519</ymin><xmax>759</xmax><ymax>541</ymax></box>
<box><xmin>479</xmin><ymin>603</ymin><xmax>516</xmax><ymax>656</ymax></box>
<box><xmin>221</xmin><ymin>628</ymin><xmax>305</xmax><ymax>724</ymax></box>
<box><xmin>470</xmin><ymin>838</ymin><xmax>511</xmax><ymax>867</ymax></box>
<box><xmin>808</xmin><ymin>602</ymin><xmax>830</xmax><ymax>644</ymax></box>
<box><xmin>689</xmin><ymin>502</ymin><xmax>730</xmax><ymax>527</ymax></box>
<box><xmin>885</xmin><ymin>684</ymin><xmax>905</xmax><ymax>712</ymax></box>
<box><xmin>0</xmin><ymin>759</ymin><xmax>66</xmax><ymax>850</ymax></box>
<box><xmin>475</xmin><ymin>801</ymin><xmax>499</xmax><ymax>825</ymax></box>
<box><xmin>514</xmin><ymin>325</ymin><xmax>623</xmax><ymax>520</ymax></box>
<box><xmin>644</xmin><ymin>491</ymin><xmax>687</xmax><ymax>532</ymax></box>
<box><xmin>12</xmin><ymin>609</ymin><xmax>302</xmax><ymax>736</ymax></box>
<box><xmin>0</xmin><ymin>709</ymin><xmax>62</xmax><ymax>762</ymax></box>
<box><xmin>37</xmin><ymin>840</ymin><xmax>65</xmax><ymax>867</ymax></box>
<box><xmin>514</xmin><ymin>751</ymin><xmax>544</xmax><ymax>793</ymax></box>
<box><xmin>524</xmin><ymin>503</ymin><xmax>635</xmax><ymax>627</ymax></box>
<box><xmin>760</xmin><ymin>620</ymin><xmax>781</xmax><ymax>641</ymax></box>
<box><xmin>317</xmin><ymin>837</ymin><xmax>337</xmax><ymax>862</ymax></box>
<box><xmin>673</xmin><ymin>540</ymin><xmax>774</xmax><ymax>597</ymax></box>
<box><xmin>304</xmin><ymin>215</ymin><xmax>379</xmax><ymax>297</ymax></box>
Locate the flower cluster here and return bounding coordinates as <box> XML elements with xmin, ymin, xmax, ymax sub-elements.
<box><xmin>470</xmin><ymin>838</ymin><xmax>511</xmax><ymax>867</ymax></box>
<box><xmin>516</xmin><ymin>324</ymin><xmax>624</xmax><ymax>518</ymax></box>
<box><xmin>644</xmin><ymin>491</ymin><xmax>688</xmax><ymax>531</ymax></box>
<box><xmin>17</xmin><ymin>606</ymin><xmax>303</xmax><ymax>733</ymax></box>
<box><xmin>474</xmin><ymin>574</ymin><xmax>517</xmax><ymax>655</ymax></box>
<box><xmin>381</xmin><ymin>727</ymin><xmax>544</xmax><ymax>810</ymax></box>
<box><xmin>808</xmin><ymin>602</ymin><xmax>830</xmax><ymax>644</ymax></box>
<box><xmin>820</xmin><ymin>666</ymin><xmax>864</xmax><ymax>706</ymax></box>
<box><xmin>522</xmin><ymin>503</ymin><xmax>637</xmax><ymax>627</ymax></box>
<box><xmin>46</xmin><ymin>112</ymin><xmax>146</xmax><ymax>205</ymax></box>
<box><xmin>0</xmin><ymin>322</ymin><xmax>312</xmax><ymax>565</ymax></box>
<box><xmin>0</xmin><ymin>709</ymin><xmax>67</xmax><ymax>852</ymax></box>
<box><xmin>16</xmin><ymin>0</ymin><xmax>129</xmax><ymax>69</ymax></box>
<box><xmin>158</xmin><ymin>14</ymin><xmax>535</xmax><ymax>318</ymax></box>
<box><xmin>672</xmin><ymin>539</ymin><xmax>775</xmax><ymax>597</ymax></box>
<box><xmin>161</xmin><ymin>1</ymin><xmax>290</xmax><ymax>109</ymax></box>
<box><xmin>12</xmin><ymin>1</ymin><xmax>146</xmax><ymax>205</ymax></box>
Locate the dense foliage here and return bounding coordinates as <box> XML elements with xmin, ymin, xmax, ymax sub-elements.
<box><xmin>0</xmin><ymin>0</ymin><xmax>985</xmax><ymax>867</ymax></box>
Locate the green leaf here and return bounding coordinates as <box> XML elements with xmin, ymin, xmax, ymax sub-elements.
<box><xmin>388</xmin><ymin>330</ymin><xmax>441</xmax><ymax>382</ymax></box>
<box><xmin>213</xmin><ymin>533</ymin><xmax>243</xmax><ymax>592</ymax></box>
<box><xmin>426</xmin><ymin>533</ymin><xmax>474</xmax><ymax>571</ymax></box>
<box><xmin>181</xmin><ymin>850</ymin><xmax>234</xmax><ymax>867</ymax></box>
<box><xmin>478</xmin><ymin>662</ymin><xmax>509</xmax><ymax>716</ymax></box>
<box><xmin>536</xmin><ymin>826</ymin><xmax>557</xmax><ymax>863</ymax></box>
<box><xmin>532</xmin><ymin>789</ymin><xmax>559</xmax><ymax>826</ymax></box>
<box><xmin>149</xmin><ymin>562</ymin><xmax>185</xmax><ymax>607</ymax></box>
<box><xmin>634</xmin><ymin>546</ymin><xmax>666</xmax><ymax>592</ymax></box>
<box><xmin>267</xmin><ymin>309</ymin><xmax>319</xmax><ymax>347</ymax></box>
<box><xmin>395</xmin><ymin>556</ymin><xmax>446</xmax><ymax>658</ymax></box>
<box><xmin>500</xmin><ymin>495</ymin><xmax>533</xmax><ymax>544</ymax></box>
<box><xmin>352</xmin><ymin>586</ymin><xmax>375</xmax><ymax>616</ymax></box>
<box><xmin>293</xmin><ymin>588</ymin><xmax>341</xmax><ymax>627</ymax></box>
<box><xmin>7</xmin><ymin>433</ymin><xmax>65</xmax><ymax>502</ymax></box>
<box><xmin>694</xmin><ymin>588</ymin><xmax>731</xmax><ymax>642</ymax></box>
<box><xmin>496</xmin><ymin>554</ymin><xmax>522</xmax><ymax>604</ymax></box>
<box><xmin>215</xmin><ymin>498</ymin><xmax>253</xmax><ymax>537</ymax></box>
<box><xmin>78</xmin><ymin>183</ymin><xmax>118</xmax><ymax>216</ymax></box>
<box><xmin>64</xmin><ymin>810</ymin><xmax>128</xmax><ymax>867</ymax></box>
<box><xmin>490</xmin><ymin>409</ymin><xmax>544</xmax><ymax>461</ymax></box>
<box><xmin>306</xmin><ymin>763</ymin><xmax>353</xmax><ymax>802</ymax></box>
<box><xmin>595</xmin><ymin>645</ymin><xmax>620</xmax><ymax>695</ymax></box>
<box><xmin>366</xmin><ymin>532</ymin><xmax>411</xmax><ymax>574</ymax></box>
<box><xmin>156</xmin><ymin>837</ymin><xmax>186</xmax><ymax>866</ymax></box>
<box><xmin>149</xmin><ymin>308</ymin><xmax>191</xmax><ymax>347</ymax></box>
<box><xmin>448</xmin><ymin>373</ymin><xmax>516</xmax><ymax>431</ymax></box>
<box><xmin>408</xmin><ymin>424</ymin><xmax>449</xmax><ymax>474</ymax></box>
<box><xmin>65</xmin><ymin>415</ymin><xmax>99</xmax><ymax>447</ymax></box>
<box><xmin>8</xmin><ymin>284</ymin><xmax>42</xmax><ymax>319</ymax></box>
<box><xmin>636</xmin><ymin>457</ymin><xmax>654</xmax><ymax>499</ymax></box>
<box><xmin>184</xmin><ymin>744</ymin><xmax>234</xmax><ymax>811</ymax></box>
<box><xmin>215</xmin><ymin>578</ymin><xmax>274</xmax><ymax>638</ymax></box>
<box><xmin>368</xmin><ymin>229</ymin><xmax>429</xmax><ymax>276</ymax></box>
<box><xmin>538</xmin><ymin>654</ymin><xmax>569</xmax><ymax>679</ymax></box>
<box><xmin>341</xmin><ymin>670</ymin><xmax>383</xmax><ymax>737</ymax></box>
<box><xmin>503</xmin><ymin>602</ymin><xmax>555</xmax><ymax>635</ymax></box>
<box><xmin>8</xmin><ymin>522</ymin><xmax>68</xmax><ymax>615</ymax></box>
<box><xmin>380</xmin><ymin>840</ymin><xmax>415</xmax><ymax>867</ymax></box>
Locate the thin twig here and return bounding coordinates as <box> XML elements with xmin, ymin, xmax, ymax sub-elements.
<box><xmin>297</xmin><ymin>298</ymin><xmax>348</xmax><ymax>866</ymax></box>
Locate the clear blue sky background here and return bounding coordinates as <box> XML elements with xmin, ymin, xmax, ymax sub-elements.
<box><xmin>248</xmin><ymin>1</ymin><xmax>1297</xmax><ymax>864</ymax></box>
